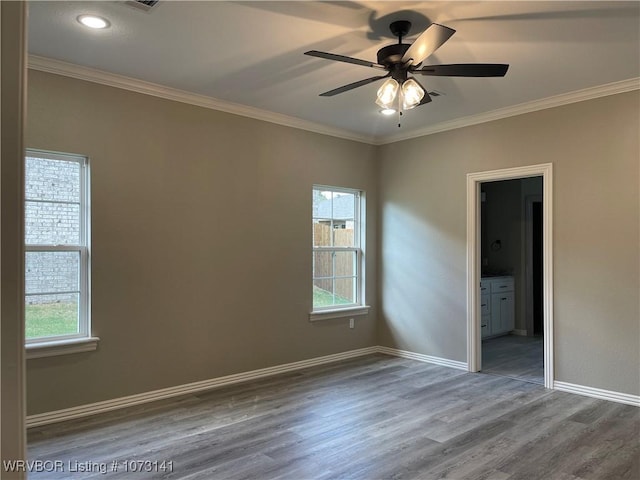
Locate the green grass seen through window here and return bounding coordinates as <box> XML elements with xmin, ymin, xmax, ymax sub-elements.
<box><xmin>313</xmin><ymin>285</ymin><xmax>352</xmax><ymax>308</ymax></box>
<box><xmin>25</xmin><ymin>302</ymin><xmax>78</xmax><ymax>339</ymax></box>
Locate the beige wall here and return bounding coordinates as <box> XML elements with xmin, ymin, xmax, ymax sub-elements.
<box><xmin>26</xmin><ymin>71</ymin><xmax>378</xmax><ymax>414</ymax></box>
<box><xmin>378</xmin><ymin>91</ymin><xmax>639</xmax><ymax>395</ymax></box>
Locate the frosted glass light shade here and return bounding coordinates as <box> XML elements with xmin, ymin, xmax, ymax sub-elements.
<box><xmin>401</xmin><ymin>78</ymin><xmax>425</xmax><ymax>110</ymax></box>
<box><xmin>375</xmin><ymin>78</ymin><xmax>399</xmax><ymax>108</ymax></box>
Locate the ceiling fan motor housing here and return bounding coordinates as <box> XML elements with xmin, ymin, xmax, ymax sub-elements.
<box><xmin>377</xmin><ymin>43</ymin><xmax>411</xmax><ymax>68</ymax></box>
<box><xmin>378</xmin><ymin>19</ymin><xmax>414</xmax><ymax>72</ymax></box>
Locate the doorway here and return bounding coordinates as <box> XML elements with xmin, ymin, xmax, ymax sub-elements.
<box><xmin>479</xmin><ymin>179</ymin><xmax>543</xmax><ymax>384</ymax></box>
<box><xmin>466</xmin><ymin>164</ymin><xmax>554</xmax><ymax>389</ymax></box>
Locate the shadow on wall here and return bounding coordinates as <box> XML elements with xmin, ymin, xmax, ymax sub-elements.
<box><xmin>380</xmin><ymin>203</ymin><xmax>466</xmax><ymax>358</ymax></box>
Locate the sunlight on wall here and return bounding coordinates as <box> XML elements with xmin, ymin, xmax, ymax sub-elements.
<box><xmin>380</xmin><ymin>203</ymin><xmax>466</xmax><ymax>359</ymax></box>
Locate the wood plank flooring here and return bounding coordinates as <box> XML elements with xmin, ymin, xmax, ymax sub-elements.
<box><xmin>28</xmin><ymin>354</ymin><xmax>639</xmax><ymax>479</ymax></box>
<box><xmin>482</xmin><ymin>334</ymin><xmax>544</xmax><ymax>385</ymax></box>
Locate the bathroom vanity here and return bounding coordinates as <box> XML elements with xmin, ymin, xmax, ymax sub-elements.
<box><xmin>480</xmin><ymin>276</ymin><xmax>515</xmax><ymax>338</ymax></box>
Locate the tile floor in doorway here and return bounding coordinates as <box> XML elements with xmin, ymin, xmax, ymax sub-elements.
<box><xmin>482</xmin><ymin>334</ymin><xmax>544</xmax><ymax>385</ymax></box>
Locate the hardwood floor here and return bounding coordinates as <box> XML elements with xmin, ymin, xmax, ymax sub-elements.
<box><xmin>28</xmin><ymin>354</ymin><xmax>639</xmax><ymax>479</ymax></box>
<box><xmin>482</xmin><ymin>334</ymin><xmax>544</xmax><ymax>385</ymax></box>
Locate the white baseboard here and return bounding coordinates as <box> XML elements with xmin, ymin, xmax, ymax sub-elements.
<box><xmin>26</xmin><ymin>346</ymin><xmax>378</xmax><ymax>428</ymax></box>
<box><xmin>28</xmin><ymin>347</ymin><xmax>637</xmax><ymax>428</ymax></box>
<box><xmin>26</xmin><ymin>346</ymin><xmax>467</xmax><ymax>428</ymax></box>
<box><xmin>376</xmin><ymin>346</ymin><xmax>468</xmax><ymax>371</ymax></box>
<box><xmin>554</xmin><ymin>381</ymin><xmax>640</xmax><ymax>407</ymax></box>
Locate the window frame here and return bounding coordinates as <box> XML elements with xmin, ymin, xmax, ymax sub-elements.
<box><xmin>24</xmin><ymin>149</ymin><xmax>96</xmax><ymax>357</ymax></box>
<box><xmin>310</xmin><ymin>185</ymin><xmax>369</xmax><ymax>321</ymax></box>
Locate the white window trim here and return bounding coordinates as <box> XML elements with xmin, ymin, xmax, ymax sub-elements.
<box><xmin>26</xmin><ymin>336</ymin><xmax>100</xmax><ymax>359</ymax></box>
<box><xmin>309</xmin><ymin>305</ymin><xmax>370</xmax><ymax>322</ymax></box>
<box><xmin>25</xmin><ymin>149</ymin><xmax>95</xmax><ymax>356</ymax></box>
<box><xmin>310</xmin><ymin>185</ymin><xmax>368</xmax><ymax>320</ymax></box>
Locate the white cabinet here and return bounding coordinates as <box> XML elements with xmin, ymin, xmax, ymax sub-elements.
<box><xmin>480</xmin><ymin>276</ymin><xmax>514</xmax><ymax>338</ymax></box>
<box><xmin>492</xmin><ymin>291</ymin><xmax>514</xmax><ymax>334</ymax></box>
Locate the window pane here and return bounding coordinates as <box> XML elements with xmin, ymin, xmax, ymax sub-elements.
<box><xmin>25</xmin><ymin>201</ymin><xmax>80</xmax><ymax>245</ymax></box>
<box><xmin>25</xmin><ymin>293</ymin><xmax>79</xmax><ymax>339</ymax></box>
<box><xmin>313</xmin><ymin>251</ymin><xmax>333</xmax><ymax>279</ymax></box>
<box><xmin>333</xmin><ymin>224</ymin><xmax>354</xmax><ymax>247</ymax></box>
<box><xmin>335</xmin><ymin>251</ymin><xmax>356</xmax><ymax>277</ymax></box>
<box><xmin>313</xmin><ymin>278</ymin><xmax>355</xmax><ymax>308</ymax></box>
<box><xmin>313</xmin><ymin>189</ymin><xmax>332</xmax><ymax>218</ymax></box>
<box><xmin>25</xmin><ymin>156</ymin><xmax>80</xmax><ymax>203</ymax></box>
<box><xmin>25</xmin><ymin>251</ymin><xmax>80</xmax><ymax>294</ymax></box>
<box><xmin>335</xmin><ymin>277</ymin><xmax>356</xmax><ymax>304</ymax></box>
<box><xmin>313</xmin><ymin>220</ymin><xmax>332</xmax><ymax>247</ymax></box>
<box><xmin>332</xmin><ymin>192</ymin><xmax>354</xmax><ymax>221</ymax></box>
<box><xmin>313</xmin><ymin>278</ymin><xmax>334</xmax><ymax>308</ymax></box>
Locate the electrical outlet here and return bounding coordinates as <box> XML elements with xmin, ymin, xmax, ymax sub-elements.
<box><xmin>349</xmin><ymin>318</ymin><xmax>354</xmax><ymax>329</ymax></box>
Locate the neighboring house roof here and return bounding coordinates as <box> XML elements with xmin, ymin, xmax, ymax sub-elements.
<box><xmin>314</xmin><ymin>194</ymin><xmax>354</xmax><ymax>220</ymax></box>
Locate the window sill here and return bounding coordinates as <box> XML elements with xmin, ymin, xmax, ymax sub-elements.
<box><xmin>309</xmin><ymin>305</ymin><xmax>370</xmax><ymax>322</ymax></box>
<box><xmin>26</xmin><ymin>337</ymin><xmax>100</xmax><ymax>359</ymax></box>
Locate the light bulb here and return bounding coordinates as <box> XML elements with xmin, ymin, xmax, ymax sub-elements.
<box><xmin>375</xmin><ymin>78</ymin><xmax>399</xmax><ymax>109</ymax></box>
<box><xmin>401</xmin><ymin>78</ymin><xmax>425</xmax><ymax>110</ymax></box>
<box><xmin>379</xmin><ymin>108</ymin><xmax>396</xmax><ymax>116</ymax></box>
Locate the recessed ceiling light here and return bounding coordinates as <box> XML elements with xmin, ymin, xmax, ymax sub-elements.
<box><xmin>379</xmin><ymin>108</ymin><xmax>396</xmax><ymax>116</ymax></box>
<box><xmin>77</xmin><ymin>14</ymin><xmax>110</xmax><ymax>29</ymax></box>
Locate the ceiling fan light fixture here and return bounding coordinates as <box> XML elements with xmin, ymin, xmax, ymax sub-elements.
<box><xmin>375</xmin><ymin>78</ymin><xmax>399</xmax><ymax>109</ymax></box>
<box><xmin>306</xmin><ymin>20</ymin><xmax>509</xmax><ymax>122</ymax></box>
<box><xmin>401</xmin><ymin>78</ymin><xmax>425</xmax><ymax>110</ymax></box>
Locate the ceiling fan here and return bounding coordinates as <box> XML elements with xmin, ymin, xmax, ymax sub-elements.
<box><xmin>304</xmin><ymin>20</ymin><xmax>509</xmax><ymax>119</ymax></box>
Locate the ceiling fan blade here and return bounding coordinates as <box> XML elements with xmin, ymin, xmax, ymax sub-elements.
<box><xmin>305</xmin><ymin>50</ymin><xmax>385</xmax><ymax>70</ymax></box>
<box><xmin>401</xmin><ymin>23</ymin><xmax>456</xmax><ymax>66</ymax></box>
<box><xmin>319</xmin><ymin>74</ymin><xmax>390</xmax><ymax>97</ymax></box>
<box><xmin>418</xmin><ymin>93</ymin><xmax>432</xmax><ymax>106</ymax></box>
<box><xmin>412</xmin><ymin>64</ymin><xmax>509</xmax><ymax>77</ymax></box>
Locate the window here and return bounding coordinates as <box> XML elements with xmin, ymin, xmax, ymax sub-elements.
<box><xmin>25</xmin><ymin>150</ymin><xmax>92</xmax><ymax>351</ymax></box>
<box><xmin>312</xmin><ymin>186</ymin><xmax>367</xmax><ymax>319</ymax></box>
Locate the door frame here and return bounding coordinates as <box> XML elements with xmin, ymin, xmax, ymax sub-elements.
<box><xmin>1</xmin><ymin>0</ymin><xmax>28</xmax><ymax>467</ymax></box>
<box><xmin>466</xmin><ymin>164</ymin><xmax>554</xmax><ymax>388</ymax></box>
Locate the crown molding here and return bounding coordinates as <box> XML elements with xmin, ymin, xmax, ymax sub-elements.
<box><xmin>375</xmin><ymin>77</ymin><xmax>640</xmax><ymax>145</ymax></box>
<box><xmin>28</xmin><ymin>55</ymin><xmax>638</xmax><ymax>147</ymax></box>
<box><xmin>27</xmin><ymin>55</ymin><xmax>375</xmax><ymax>145</ymax></box>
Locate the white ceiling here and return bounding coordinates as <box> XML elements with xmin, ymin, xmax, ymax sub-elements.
<box><xmin>28</xmin><ymin>1</ymin><xmax>640</xmax><ymax>144</ymax></box>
